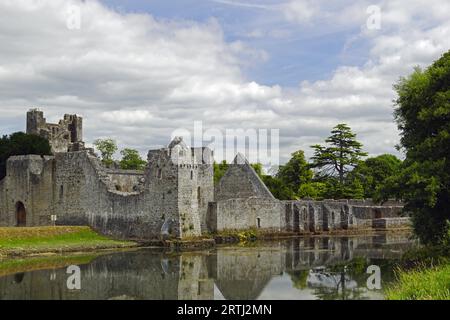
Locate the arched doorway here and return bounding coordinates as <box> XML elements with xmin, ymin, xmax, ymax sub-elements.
<box><xmin>15</xmin><ymin>201</ymin><xmax>26</xmax><ymax>227</ymax></box>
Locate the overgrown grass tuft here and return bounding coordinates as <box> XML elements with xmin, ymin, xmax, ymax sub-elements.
<box><xmin>385</xmin><ymin>264</ymin><xmax>450</xmax><ymax>300</ymax></box>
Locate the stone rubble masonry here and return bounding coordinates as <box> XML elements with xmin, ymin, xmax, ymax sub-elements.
<box><xmin>211</xmin><ymin>154</ymin><xmax>411</xmax><ymax>233</ymax></box>
<box><xmin>26</xmin><ymin>109</ymin><xmax>84</xmax><ymax>153</ymax></box>
<box><xmin>0</xmin><ymin>110</ymin><xmax>411</xmax><ymax>239</ymax></box>
<box><xmin>0</xmin><ymin>111</ymin><xmax>214</xmax><ymax>239</ymax></box>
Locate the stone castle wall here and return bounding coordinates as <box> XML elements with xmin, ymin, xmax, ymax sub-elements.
<box><xmin>0</xmin><ymin>141</ymin><xmax>214</xmax><ymax>239</ymax></box>
<box><xmin>210</xmin><ymin>197</ymin><xmax>284</xmax><ymax>232</ymax></box>
<box><xmin>106</xmin><ymin>169</ymin><xmax>144</xmax><ymax>193</ymax></box>
<box><xmin>0</xmin><ymin>110</ymin><xmax>410</xmax><ymax>239</ymax></box>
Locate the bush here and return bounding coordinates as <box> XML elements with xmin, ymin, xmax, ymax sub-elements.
<box><xmin>0</xmin><ymin>132</ymin><xmax>52</xmax><ymax>180</ymax></box>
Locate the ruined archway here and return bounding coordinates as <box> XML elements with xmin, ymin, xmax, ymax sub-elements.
<box><xmin>15</xmin><ymin>201</ymin><xmax>26</xmax><ymax>227</ymax></box>
<box><xmin>293</xmin><ymin>206</ymin><xmax>300</xmax><ymax>232</ymax></box>
<box><xmin>309</xmin><ymin>207</ymin><xmax>315</xmax><ymax>232</ymax></box>
<box><xmin>322</xmin><ymin>210</ymin><xmax>329</xmax><ymax>231</ymax></box>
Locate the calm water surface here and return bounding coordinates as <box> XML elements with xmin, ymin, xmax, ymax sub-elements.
<box><xmin>0</xmin><ymin>233</ymin><xmax>416</xmax><ymax>300</ymax></box>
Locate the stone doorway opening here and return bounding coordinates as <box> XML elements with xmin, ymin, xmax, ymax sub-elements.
<box><xmin>375</xmin><ymin>209</ymin><xmax>383</xmax><ymax>219</ymax></box>
<box><xmin>16</xmin><ymin>201</ymin><xmax>27</xmax><ymax>227</ymax></box>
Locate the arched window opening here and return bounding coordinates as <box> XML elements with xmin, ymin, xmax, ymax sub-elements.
<box><xmin>157</xmin><ymin>168</ymin><xmax>162</xmax><ymax>179</ymax></box>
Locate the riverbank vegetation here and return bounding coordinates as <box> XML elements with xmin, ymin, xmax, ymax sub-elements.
<box><xmin>386</xmin><ymin>263</ymin><xmax>450</xmax><ymax>300</ymax></box>
<box><xmin>0</xmin><ymin>226</ymin><xmax>136</xmax><ymax>257</ymax></box>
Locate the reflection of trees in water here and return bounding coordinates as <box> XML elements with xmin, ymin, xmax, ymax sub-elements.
<box><xmin>0</xmin><ymin>233</ymin><xmax>414</xmax><ymax>300</ymax></box>
<box><xmin>306</xmin><ymin>267</ymin><xmax>367</xmax><ymax>300</ymax></box>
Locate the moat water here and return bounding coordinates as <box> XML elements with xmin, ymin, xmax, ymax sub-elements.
<box><xmin>0</xmin><ymin>232</ymin><xmax>416</xmax><ymax>300</ymax></box>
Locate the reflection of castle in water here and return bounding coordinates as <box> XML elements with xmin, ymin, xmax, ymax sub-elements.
<box><xmin>0</xmin><ymin>233</ymin><xmax>414</xmax><ymax>300</ymax></box>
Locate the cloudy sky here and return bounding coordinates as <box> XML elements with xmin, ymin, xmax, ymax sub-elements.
<box><xmin>0</xmin><ymin>0</ymin><xmax>449</xmax><ymax>167</ymax></box>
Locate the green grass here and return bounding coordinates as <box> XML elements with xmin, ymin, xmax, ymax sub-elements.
<box><xmin>0</xmin><ymin>226</ymin><xmax>135</xmax><ymax>256</ymax></box>
<box><xmin>385</xmin><ymin>263</ymin><xmax>450</xmax><ymax>300</ymax></box>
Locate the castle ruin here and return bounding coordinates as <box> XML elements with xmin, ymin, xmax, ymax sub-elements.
<box><xmin>0</xmin><ymin>110</ymin><xmax>411</xmax><ymax>239</ymax></box>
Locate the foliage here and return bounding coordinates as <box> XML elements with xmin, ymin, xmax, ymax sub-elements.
<box><xmin>119</xmin><ymin>148</ymin><xmax>146</xmax><ymax>170</ymax></box>
<box><xmin>385</xmin><ymin>264</ymin><xmax>450</xmax><ymax>300</ymax></box>
<box><xmin>379</xmin><ymin>51</ymin><xmax>450</xmax><ymax>244</ymax></box>
<box><xmin>350</xmin><ymin>154</ymin><xmax>402</xmax><ymax>198</ymax></box>
<box><xmin>213</xmin><ymin>160</ymin><xmax>229</xmax><ymax>185</ymax></box>
<box><xmin>277</xmin><ymin>150</ymin><xmax>313</xmax><ymax>192</ymax></box>
<box><xmin>250</xmin><ymin>163</ymin><xmax>264</xmax><ymax>177</ymax></box>
<box><xmin>289</xmin><ymin>270</ymin><xmax>309</xmax><ymax>289</ymax></box>
<box><xmin>0</xmin><ymin>132</ymin><xmax>52</xmax><ymax>180</ymax></box>
<box><xmin>298</xmin><ymin>181</ymin><xmax>327</xmax><ymax>200</ymax></box>
<box><xmin>93</xmin><ymin>138</ymin><xmax>118</xmax><ymax>167</ymax></box>
<box><xmin>311</xmin><ymin>123</ymin><xmax>367</xmax><ymax>184</ymax></box>
<box><xmin>237</xmin><ymin>230</ymin><xmax>257</xmax><ymax>243</ymax></box>
<box><xmin>261</xmin><ymin>175</ymin><xmax>297</xmax><ymax>200</ymax></box>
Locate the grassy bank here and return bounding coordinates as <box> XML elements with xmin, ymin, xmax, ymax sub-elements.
<box><xmin>386</xmin><ymin>263</ymin><xmax>450</xmax><ymax>300</ymax></box>
<box><xmin>0</xmin><ymin>226</ymin><xmax>136</xmax><ymax>257</ymax></box>
<box><xmin>385</xmin><ymin>244</ymin><xmax>450</xmax><ymax>300</ymax></box>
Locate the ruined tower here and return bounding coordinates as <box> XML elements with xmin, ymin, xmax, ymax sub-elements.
<box><xmin>26</xmin><ymin>109</ymin><xmax>85</xmax><ymax>153</ymax></box>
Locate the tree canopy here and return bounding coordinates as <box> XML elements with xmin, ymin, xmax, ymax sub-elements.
<box><xmin>277</xmin><ymin>150</ymin><xmax>313</xmax><ymax>193</ymax></box>
<box><xmin>0</xmin><ymin>132</ymin><xmax>52</xmax><ymax>180</ymax></box>
<box><xmin>378</xmin><ymin>50</ymin><xmax>450</xmax><ymax>244</ymax></box>
<box><xmin>311</xmin><ymin>123</ymin><xmax>367</xmax><ymax>184</ymax></box>
<box><xmin>94</xmin><ymin>138</ymin><xmax>118</xmax><ymax>167</ymax></box>
<box><xmin>119</xmin><ymin>148</ymin><xmax>146</xmax><ymax>170</ymax></box>
<box><xmin>350</xmin><ymin>154</ymin><xmax>402</xmax><ymax>199</ymax></box>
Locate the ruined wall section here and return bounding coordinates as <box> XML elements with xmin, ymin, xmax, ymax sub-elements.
<box><xmin>26</xmin><ymin>109</ymin><xmax>84</xmax><ymax>153</ymax></box>
<box><xmin>215</xmin><ymin>154</ymin><xmax>274</xmax><ymax>201</ymax></box>
<box><xmin>214</xmin><ymin>197</ymin><xmax>284</xmax><ymax>232</ymax></box>
<box><xmin>54</xmin><ymin>151</ymin><xmax>176</xmax><ymax>239</ymax></box>
<box><xmin>106</xmin><ymin>169</ymin><xmax>144</xmax><ymax>193</ymax></box>
<box><xmin>283</xmin><ymin>199</ymin><xmax>408</xmax><ymax>233</ymax></box>
<box><xmin>213</xmin><ymin>153</ymin><xmax>282</xmax><ymax>233</ymax></box>
<box><xmin>0</xmin><ymin>156</ymin><xmax>55</xmax><ymax>227</ymax></box>
<box><xmin>193</xmin><ymin>147</ymin><xmax>214</xmax><ymax>234</ymax></box>
<box><xmin>146</xmin><ymin>148</ymin><xmax>181</xmax><ymax>238</ymax></box>
<box><xmin>177</xmin><ymin>164</ymin><xmax>202</xmax><ymax>237</ymax></box>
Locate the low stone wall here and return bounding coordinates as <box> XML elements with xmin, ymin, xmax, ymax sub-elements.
<box><xmin>352</xmin><ymin>205</ymin><xmax>403</xmax><ymax>219</ymax></box>
<box><xmin>282</xmin><ymin>199</ymin><xmax>409</xmax><ymax>233</ymax></box>
<box><xmin>372</xmin><ymin>217</ymin><xmax>412</xmax><ymax>230</ymax></box>
<box><xmin>213</xmin><ymin>197</ymin><xmax>284</xmax><ymax>232</ymax></box>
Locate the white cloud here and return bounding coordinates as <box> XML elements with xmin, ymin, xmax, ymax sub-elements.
<box><xmin>0</xmin><ymin>0</ymin><xmax>449</xmax><ymax>165</ymax></box>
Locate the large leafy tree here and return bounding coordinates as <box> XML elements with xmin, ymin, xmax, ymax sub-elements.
<box><xmin>261</xmin><ymin>175</ymin><xmax>296</xmax><ymax>200</ymax></box>
<box><xmin>119</xmin><ymin>148</ymin><xmax>146</xmax><ymax>170</ymax></box>
<box><xmin>350</xmin><ymin>154</ymin><xmax>402</xmax><ymax>198</ymax></box>
<box><xmin>311</xmin><ymin>124</ymin><xmax>367</xmax><ymax>185</ymax></box>
<box><xmin>94</xmin><ymin>138</ymin><xmax>118</xmax><ymax>166</ymax></box>
<box><xmin>380</xmin><ymin>51</ymin><xmax>450</xmax><ymax>244</ymax></box>
<box><xmin>0</xmin><ymin>132</ymin><xmax>52</xmax><ymax>180</ymax></box>
<box><xmin>277</xmin><ymin>150</ymin><xmax>313</xmax><ymax>194</ymax></box>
